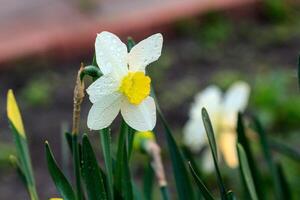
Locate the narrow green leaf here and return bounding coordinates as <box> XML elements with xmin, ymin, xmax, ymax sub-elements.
<box><xmin>188</xmin><ymin>162</ymin><xmax>215</xmax><ymax>200</ymax></box>
<box><xmin>269</xmin><ymin>137</ymin><xmax>300</xmax><ymax>161</ymax></box>
<box><xmin>65</xmin><ymin>132</ymin><xmax>73</xmax><ymax>152</ymax></box>
<box><xmin>157</xmin><ymin>111</ymin><xmax>194</xmax><ymax>200</ymax></box>
<box><xmin>150</xmin><ymin>85</ymin><xmax>193</xmax><ymax>200</ymax></box>
<box><xmin>127</xmin><ymin>127</ymin><xmax>135</xmax><ymax>160</ymax></box>
<box><xmin>201</xmin><ymin>108</ymin><xmax>226</xmax><ymax>199</ymax></box>
<box><xmin>114</xmin><ymin>120</ymin><xmax>133</xmax><ymax>200</ymax></box>
<box><xmin>132</xmin><ymin>181</ymin><xmax>144</xmax><ymax>200</ymax></box>
<box><xmin>182</xmin><ymin>146</ymin><xmax>202</xmax><ymax>178</ymax></box>
<box><xmin>160</xmin><ymin>186</ymin><xmax>170</xmax><ymax>200</ymax></box>
<box><xmin>81</xmin><ymin>135</ymin><xmax>107</xmax><ymax>200</ymax></box>
<box><xmin>9</xmin><ymin>121</ymin><xmax>39</xmax><ymax>200</ymax></box>
<box><xmin>143</xmin><ymin>163</ymin><xmax>154</xmax><ymax>200</ymax></box>
<box><xmin>226</xmin><ymin>191</ymin><xmax>237</xmax><ymax>200</ymax></box>
<box><xmin>237</xmin><ymin>113</ymin><xmax>263</xmax><ymax>198</ymax></box>
<box><xmin>237</xmin><ymin>144</ymin><xmax>258</xmax><ymax>200</ymax></box>
<box><xmin>276</xmin><ymin>162</ymin><xmax>292</xmax><ymax>199</ymax></box>
<box><xmin>99</xmin><ymin>128</ymin><xmax>114</xmax><ymax>200</ymax></box>
<box><xmin>252</xmin><ymin>116</ymin><xmax>284</xmax><ymax>200</ymax></box>
<box><xmin>45</xmin><ymin>142</ymin><xmax>76</xmax><ymax>200</ymax></box>
<box><xmin>72</xmin><ymin>135</ymin><xmax>84</xmax><ymax>200</ymax></box>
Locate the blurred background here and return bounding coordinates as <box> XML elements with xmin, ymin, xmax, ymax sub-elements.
<box><xmin>0</xmin><ymin>0</ymin><xmax>300</xmax><ymax>199</ymax></box>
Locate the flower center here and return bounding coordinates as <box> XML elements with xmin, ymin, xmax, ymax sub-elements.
<box><xmin>119</xmin><ymin>72</ymin><xmax>151</xmax><ymax>105</ymax></box>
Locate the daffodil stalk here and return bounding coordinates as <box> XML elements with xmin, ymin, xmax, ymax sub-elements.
<box><xmin>7</xmin><ymin>90</ymin><xmax>39</xmax><ymax>200</ymax></box>
<box><xmin>72</xmin><ymin>64</ymin><xmax>85</xmax><ymax>135</ymax></box>
<box><xmin>71</xmin><ymin>65</ymin><xmax>85</xmax><ymax>200</ymax></box>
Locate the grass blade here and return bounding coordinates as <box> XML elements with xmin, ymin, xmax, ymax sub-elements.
<box><xmin>226</xmin><ymin>191</ymin><xmax>237</xmax><ymax>200</ymax></box>
<box><xmin>99</xmin><ymin>128</ymin><xmax>114</xmax><ymax>200</ymax></box>
<box><xmin>201</xmin><ymin>108</ymin><xmax>226</xmax><ymax>199</ymax></box>
<box><xmin>114</xmin><ymin>120</ymin><xmax>133</xmax><ymax>200</ymax></box>
<box><xmin>72</xmin><ymin>135</ymin><xmax>84</xmax><ymax>200</ymax></box>
<box><xmin>237</xmin><ymin>144</ymin><xmax>258</xmax><ymax>200</ymax></box>
<box><xmin>143</xmin><ymin>163</ymin><xmax>154</xmax><ymax>200</ymax></box>
<box><xmin>276</xmin><ymin>162</ymin><xmax>292</xmax><ymax>199</ymax></box>
<box><xmin>269</xmin><ymin>138</ymin><xmax>300</xmax><ymax>161</ymax></box>
<box><xmin>188</xmin><ymin>162</ymin><xmax>215</xmax><ymax>200</ymax></box>
<box><xmin>45</xmin><ymin>142</ymin><xmax>76</xmax><ymax>200</ymax></box>
<box><xmin>237</xmin><ymin>113</ymin><xmax>263</xmax><ymax>198</ymax></box>
<box><xmin>9</xmin><ymin>122</ymin><xmax>39</xmax><ymax>200</ymax></box>
<box><xmin>157</xmin><ymin>110</ymin><xmax>194</xmax><ymax>200</ymax></box>
<box><xmin>82</xmin><ymin>135</ymin><xmax>107</xmax><ymax>200</ymax></box>
<box><xmin>252</xmin><ymin>116</ymin><xmax>283</xmax><ymax>200</ymax></box>
<box><xmin>151</xmin><ymin>84</ymin><xmax>193</xmax><ymax>200</ymax></box>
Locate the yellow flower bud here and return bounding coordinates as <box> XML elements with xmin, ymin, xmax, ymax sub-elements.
<box><xmin>133</xmin><ymin>131</ymin><xmax>155</xmax><ymax>151</ymax></box>
<box><xmin>7</xmin><ymin>89</ymin><xmax>26</xmax><ymax>137</ymax></box>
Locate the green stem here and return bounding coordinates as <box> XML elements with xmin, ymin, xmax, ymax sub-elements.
<box><xmin>99</xmin><ymin>129</ymin><xmax>114</xmax><ymax>200</ymax></box>
<box><xmin>160</xmin><ymin>186</ymin><xmax>170</xmax><ymax>200</ymax></box>
<box><xmin>72</xmin><ymin>134</ymin><xmax>83</xmax><ymax>200</ymax></box>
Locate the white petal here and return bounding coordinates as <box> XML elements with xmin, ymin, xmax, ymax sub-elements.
<box><xmin>183</xmin><ymin>118</ymin><xmax>207</xmax><ymax>152</ymax></box>
<box><xmin>86</xmin><ymin>74</ymin><xmax>120</xmax><ymax>103</ymax></box>
<box><xmin>222</xmin><ymin>81</ymin><xmax>250</xmax><ymax>113</ymax></box>
<box><xmin>201</xmin><ymin>149</ymin><xmax>215</xmax><ymax>173</ymax></box>
<box><xmin>128</xmin><ymin>33</ymin><xmax>163</xmax><ymax>72</ymax></box>
<box><xmin>95</xmin><ymin>31</ymin><xmax>128</xmax><ymax>79</ymax></box>
<box><xmin>190</xmin><ymin>86</ymin><xmax>222</xmax><ymax>124</ymax></box>
<box><xmin>219</xmin><ymin>131</ymin><xmax>238</xmax><ymax>168</ymax></box>
<box><xmin>121</xmin><ymin>96</ymin><xmax>156</xmax><ymax>131</ymax></box>
<box><xmin>87</xmin><ymin>93</ymin><xmax>122</xmax><ymax>130</ymax></box>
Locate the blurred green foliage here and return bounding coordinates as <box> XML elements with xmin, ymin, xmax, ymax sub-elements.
<box><xmin>20</xmin><ymin>78</ymin><xmax>53</xmax><ymax>107</ymax></box>
<box><xmin>0</xmin><ymin>143</ymin><xmax>16</xmax><ymax>168</ymax></box>
<box><xmin>262</xmin><ymin>0</ymin><xmax>289</xmax><ymax>22</ymax></box>
<box><xmin>175</xmin><ymin>12</ymin><xmax>232</xmax><ymax>49</ymax></box>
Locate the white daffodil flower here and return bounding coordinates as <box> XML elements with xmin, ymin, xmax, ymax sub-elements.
<box><xmin>183</xmin><ymin>81</ymin><xmax>250</xmax><ymax>169</ymax></box>
<box><xmin>87</xmin><ymin>31</ymin><xmax>163</xmax><ymax>131</ymax></box>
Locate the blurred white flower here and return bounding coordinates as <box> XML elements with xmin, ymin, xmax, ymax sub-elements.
<box><xmin>183</xmin><ymin>81</ymin><xmax>250</xmax><ymax>169</ymax></box>
<box><xmin>87</xmin><ymin>31</ymin><xmax>163</xmax><ymax>131</ymax></box>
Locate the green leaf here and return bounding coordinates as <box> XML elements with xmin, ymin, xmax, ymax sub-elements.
<box><xmin>81</xmin><ymin>135</ymin><xmax>107</xmax><ymax>200</ymax></box>
<box><xmin>72</xmin><ymin>135</ymin><xmax>84</xmax><ymax>200</ymax></box>
<box><xmin>201</xmin><ymin>108</ymin><xmax>226</xmax><ymax>199</ymax></box>
<box><xmin>45</xmin><ymin>142</ymin><xmax>76</xmax><ymax>200</ymax></box>
<box><xmin>9</xmin><ymin>121</ymin><xmax>39</xmax><ymax>200</ymax></box>
<box><xmin>237</xmin><ymin>144</ymin><xmax>258</xmax><ymax>200</ymax></box>
<box><xmin>160</xmin><ymin>186</ymin><xmax>170</xmax><ymax>200</ymax></box>
<box><xmin>114</xmin><ymin>120</ymin><xmax>133</xmax><ymax>200</ymax></box>
<box><xmin>65</xmin><ymin>132</ymin><xmax>73</xmax><ymax>153</ymax></box>
<box><xmin>99</xmin><ymin>128</ymin><xmax>114</xmax><ymax>200</ymax></box>
<box><xmin>237</xmin><ymin>113</ymin><xmax>263</xmax><ymax>198</ymax></box>
<box><xmin>269</xmin><ymin>137</ymin><xmax>300</xmax><ymax>161</ymax></box>
<box><xmin>188</xmin><ymin>162</ymin><xmax>215</xmax><ymax>200</ymax></box>
<box><xmin>276</xmin><ymin>162</ymin><xmax>292</xmax><ymax>199</ymax></box>
<box><xmin>157</xmin><ymin>110</ymin><xmax>194</xmax><ymax>200</ymax></box>
<box><xmin>182</xmin><ymin>146</ymin><xmax>202</xmax><ymax>178</ymax></box>
<box><xmin>225</xmin><ymin>191</ymin><xmax>236</xmax><ymax>200</ymax></box>
<box><xmin>127</xmin><ymin>127</ymin><xmax>135</xmax><ymax>160</ymax></box>
<box><xmin>150</xmin><ymin>84</ymin><xmax>193</xmax><ymax>200</ymax></box>
<box><xmin>252</xmin><ymin>116</ymin><xmax>283</xmax><ymax>200</ymax></box>
<box><xmin>143</xmin><ymin>163</ymin><xmax>154</xmax><ymax>200</ymax></box>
